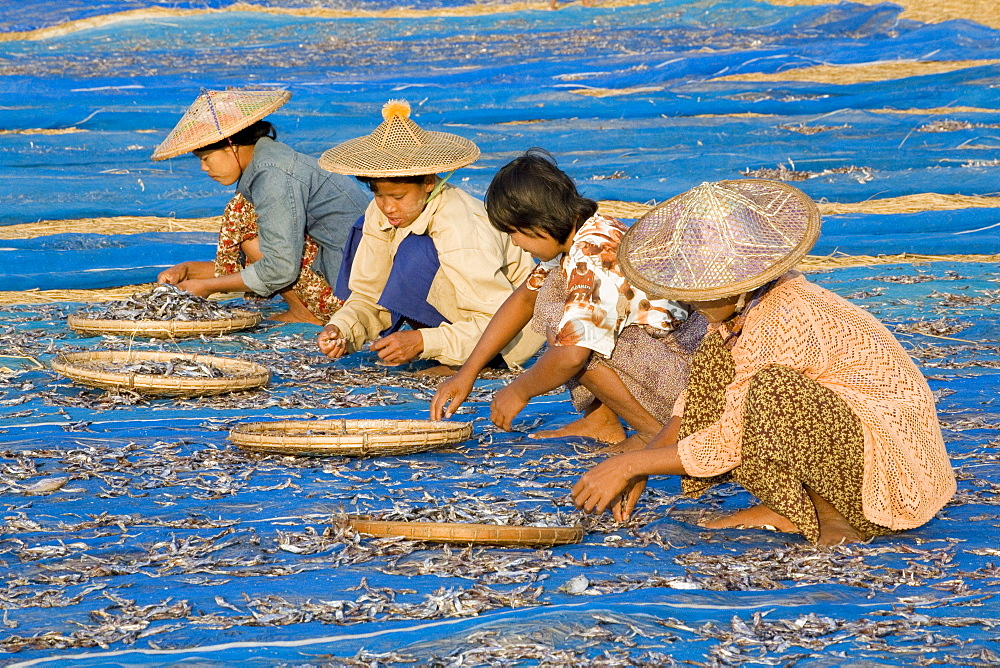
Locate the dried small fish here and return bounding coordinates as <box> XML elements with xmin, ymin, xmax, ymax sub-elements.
<box><xmin>97</xmin><ymin>358</ymin><xmax>227</xmax><ymax>379</ymax></box>
<box><xmin>19</xmin><ymin>476</ymin><xmax>70</xmax><ymax>494</ymax></box>
<box><xmin>76</xmin><ymin>284</ymin><xmax>244</xmax><ymax>322</ymax></box>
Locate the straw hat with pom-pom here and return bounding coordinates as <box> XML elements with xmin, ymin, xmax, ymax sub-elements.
<box><xmin>318</xmin><ymin>99</ymin><xmax>480</xmax><ymax>177</ymax></box>
<box><xmin>152</xmin><ymin>88</ymin><xmax>290</xmax><ymax>161</ymax></box>
<box><xmin>619</xmin><ymin>179</ymin><xmax>821</xmax><ymax>301</ymax></box>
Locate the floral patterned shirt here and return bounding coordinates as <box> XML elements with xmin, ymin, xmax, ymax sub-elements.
<box><xmin>526</xmin><ymin>213</ymin><xmax>688</xmax><ymax>357</ymax></box>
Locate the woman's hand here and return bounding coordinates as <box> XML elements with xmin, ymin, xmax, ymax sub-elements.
<box><xmin>317</xmin><ymin>324</ymin><xmax>348</xmax><ymax>359</ymax></box>
<box><xmin>614</xmin><ymin>476</ymin><xmax>648</xmax><ymax>522</ymax></box>
<box><xmin>490</xmin><ymin>383</ymin><xmax>529</xmax><ymax>431</ymax></box>
<box><xmin>175</xmin><ymin>279</ymin><xmax>214</xmax><ymax>298</ymax></box>
<box><xmin>571</xmin><ymin>451</ymin><xmax>642</xmax><ymax>517</ymax></box>
<box><xmin>158</xmin><ymin>262</ymin><xmax>190</xmax><ymax>285</ymax></box>
<box><xmin>430</xmin><ymin>372</ymin><xmax>476</xmax><ymax>420</ymax></box>
<box><xmin>371</xmin><ymin>330</ymin><xmax>423</xmax><ymax>365</ymax></box>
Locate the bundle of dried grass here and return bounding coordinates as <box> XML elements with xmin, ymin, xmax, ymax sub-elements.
<box><xmin>819</xmin><ymin>193</ymin><xmax>1000</xmax><ymax>215</ymax></box>
<box><xmin>711</xmin><ymin>59</ymin><xmax>1000</xmax><ymax>85</ymax></box>
<box><xmin>597</xmin><ymin>193</ymin><xmax>1000</xmax><ymax>220</ymax></box>
<box><xmin>0</xmin><ymin>286</ymin><xmax>155</xmax><ymax>306</ymax></box>
<box><xmin>870</xmin><ymin>106</ymin><xmax>1000</xmax><ymax>115</ymax></box>
<box><xmin>0</xmin><ymin>216</ymin><xmax>220</xmax><ymax>240</ymax></box>
<box><xmin>799</xmin><ymin>253</ymin><xmax>1000</xmax><ymax>271</ymax></box>
<box><xmin>0</xmin><ymin>128</ymin><xmax>84</xmax><ymax>136</ymax></box>
<box><xmin>761</xmin><ymin>0</ymin><xmax>1000</xmax><ymax>30</ymax></box>
<box><xmin>3</xmin><ymin>0</ymin><xmax>627</xmax><ymax>42</ymax></box>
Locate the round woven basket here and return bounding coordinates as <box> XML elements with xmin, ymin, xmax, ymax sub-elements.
<box><xmin>51</xmin><ymin>350</ymin><xmax>269</xmax><ymax>397</ymax></box>
<box><xmin>67</xmin><ymin>311</ymin><xmax>262</xmax><ymax>339</ymax></box>
<box><xmin>229</xmin><ymin>419</ymin><xmax>472</xmax><ymax>457</ymax></box>
<box><xmin>348</xmin><ymin>517</ymin><xmax>585</xmax><ymax>547</ymax></box>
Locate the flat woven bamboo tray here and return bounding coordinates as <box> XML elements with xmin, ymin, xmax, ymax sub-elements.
<box><xmin>348</xmin><ymin>516</ymin><xmax>585</xmax><ymax>547</ymax></box>
<box><xmin>229</xmin><ymin>419</ymin><xmax>472</xmax><ymax>456</ymax></box>
<box><xmin>51</xmin><ymin>350</ymin><xmax>269</xmax><ymax>396</ymax></box>
<box><xmin>67</xmin><ymin>311</ymin><xmax>262</xmax><ymax>339</ymax></box>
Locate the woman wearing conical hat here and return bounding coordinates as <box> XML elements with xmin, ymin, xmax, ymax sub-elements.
<box><xmin>152</xmin><ymin>88</ymin><xmax>368</xmax><ymax>324</ymax></box>
<box><xmin>572</xmin><ymin>180</ymin><xmax>955</xmax><ymax>545</ymax></box>
<box><xmin>316</xmin><ymin>100</ymin><xmax>543</xmax><ymax>370</ymax></box>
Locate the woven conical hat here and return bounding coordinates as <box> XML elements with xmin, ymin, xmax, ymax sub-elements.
<box><xmin>152</xmin><ymin>88</ymin><xmax>290</xmax><ymax>161</ymax></box>
<box><xmin>318</xmin><ymin>99</ymin><xmax>479</xmax><ymax>177</ymax></box>
<box><xmin>619</xmin><ymin>179</ymin><xmax>821</xmax><ymax>301</ymax></box>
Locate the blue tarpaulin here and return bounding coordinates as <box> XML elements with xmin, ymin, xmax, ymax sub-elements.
<box><xmin>0</xmin><ymin>1</ymin><xmax>998</xmax><ymax>665</ymax></box>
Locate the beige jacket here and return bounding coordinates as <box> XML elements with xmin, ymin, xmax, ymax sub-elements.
<box><xmin>328</xmin><ymin>185</ymin><xmax>544</xmax><ymax>367</ymax></box>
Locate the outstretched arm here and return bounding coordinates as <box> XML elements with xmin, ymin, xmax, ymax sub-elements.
<box><xmin>158</xmin><ymin>261</ymin><xmax>215</xmax><ymax>285</ymax></box>
<box><xmin>430</xmin><ymin>281</ymin><xmax>538</xmax><ymax>420</ymax></box>
<box><xmin>159</xmin><ymin>261</ymin><xmax>248</xmax><ymax>298</ymax></box>
<box><xmin>572</xmin><ymin>416</ymin><xmax>685</xmax><ymax>520</ymax></box>
<box><xmin>490</xmin><ymin>342</ymin><xmax>590</xmax><ymax>430</ymax></box>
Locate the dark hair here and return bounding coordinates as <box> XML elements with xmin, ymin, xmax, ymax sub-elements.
<box><xmin>484</xmin><ymin>148</ymin><xmax>597</xmax><ymax>244</ymax></box>
<box><xmin>356</xmin><ymin>174</ymin><xmax>434</xmax><ymax>193</ymax></box>
<box><xmin>194</xmin><ymin>120</ymin><xmax>276</xmax><ymax>154</ymax></box>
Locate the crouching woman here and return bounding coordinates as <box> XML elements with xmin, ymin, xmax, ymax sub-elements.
<box><xmin>572</xmin><ymin>179</ymin><xmax>956</xmax><ymax>545</ymax></box>
<box><xmin>153</xmin><ymin>88</ymin><xmax>367</xmax><ymax>324</ymax></box>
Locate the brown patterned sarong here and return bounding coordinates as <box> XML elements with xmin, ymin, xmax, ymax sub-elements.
<box><xmin>679</xmin><ymin>331</ymin><xmax>893</xmax><ymax>543</ymax></box>
<box><xmin>214</xmin><ymin>193</ymin><xmax>343</xmax><ymax>321</ymax></box>
<box><xmin>530</xmin><ymin>265</ymin><xmax>701</xmax><ymax>423</ymax></box>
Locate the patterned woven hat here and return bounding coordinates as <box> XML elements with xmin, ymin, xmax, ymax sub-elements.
<box><xmin>318</xmin><ymin>99</ymin><xmax>479</xmax><ymax>177</ymax></box>
<box><xmin>151</xmin><ymin>88</ymin><xmax>290</xmax><ymax>161</ymax></box>
<box><xmin>619</xmin><ymin>179</ymin><xmax>821</xmax><ymax>301</ymax></box>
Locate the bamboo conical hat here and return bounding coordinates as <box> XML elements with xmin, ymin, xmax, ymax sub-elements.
<box><xmin>619</xmin><ymin>179</ymin><xmax>821</xmax><ymax>300</ymax></box>
<box><xmin>152</xmin><ymin>88</ymin><xmax>290</xmax><ymax>161</ymax></box>
<box><xmin>318</xmin><ymin>99</ymin><xmax>479</xmax><ymax>177</ymax></box>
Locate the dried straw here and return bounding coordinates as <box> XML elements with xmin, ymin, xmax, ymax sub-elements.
<box><xmin>0</xmin><ymin>216</ymin><xmax>220</xmax><ymax>240</ymax></box>
<box><xmin>761</xmin><ymin>0</ymin><xmax>1000</xmax><ymax>30</ymax></box>
<box><xmin>869</xmin><ymin>106</ymin><xmax>1000</xmax><ymax>115</ymax></box>
<box><xmin>0</xmin><ymin>0</ymin><xmax>663</xmax><ymax>42</ymax></box>
<box><xmin>798</xmin><ymin>253</ymin><xmax>1000</xmax><ymax>271</ymax></box>
<box><xmin>691</xmin><ymin>112</ymin><xmax>776</xmax><ymax>118</ymax></box>
<box><xmin>0</xmin><ymin>128</ymin><xmax>84</xmax><ymax>136</ymax></box>
<box><xmin>711</xmin><ymin>59</ymin><xmax>1000</xmax><ymax>85</ymax></box>
<box><xmin>570</xmin><ymin>85</ymin><xmax>665</xmax><ymax>98</ymax></box>
<box><xmin>597</xmin><ymin>193</ymin><xmax>1000</xmax><ymax>220</ymax></box>
<box><xmin>0</xmin><ymin>286</ymin><xmax>155</xmax><ymax>306</ymax></box>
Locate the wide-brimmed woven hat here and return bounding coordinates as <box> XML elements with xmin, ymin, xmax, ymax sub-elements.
<box><xmin>151</xmin><ymin>88</ymin><xmax>290</xmax><ymax>161</ymax></box>
<box><xmin>619</xmin><ymin>179</ymin><xmax>821</xmax><ymax>301</ymax></box>
<box><xmin>318</xmin><ymin>99</ymin><xmax>479</xmax><ymax>177</ymax></box>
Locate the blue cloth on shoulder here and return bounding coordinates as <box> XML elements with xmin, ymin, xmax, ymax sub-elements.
<box><xmin>335</xmin><ymin>217</ymin><xmax>449</xmax><ymax>334</ymax></box>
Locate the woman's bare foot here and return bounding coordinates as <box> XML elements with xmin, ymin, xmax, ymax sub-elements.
<box><xmin>530</xmin><ymin>404</ymin><xmax>625</xmax><ymax>444</ymax></box>
<box><xmin>806</xmin><ymin>488</ymin><xmax>865</xmax><ymax>546</ymax></box>
<box><xmin>415</xmin><ymin>365</ymin><xmax>459</xmax><ymax>378</ymax></box>
<box><xmin>592</xmin><ymin>433</ymin><xmax>648</xmax><ymax>455</ymax></box>
<box><xmin>701</xmin><ymin>504</ymin><xmax>798</xmax><ymax>533</ymax></box>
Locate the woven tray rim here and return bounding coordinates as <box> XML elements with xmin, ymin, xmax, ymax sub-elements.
<box><xmin>229</xmin><ymin>419</ymin><xmax>473</xmax><ymax>456</ymax></box>
<box><xmin>347</xmin><ymin>516</ymin><xmax>585</xmax><ymax>546</ymax></box>
<box><xmin>67</xmin><ymin>310</ymin><xmax>262</xmax><ymax>339</ymax></box>
<box><xmin>51</xmin><ymin>350</ymin><xmax>270</xmax><ymax>396</ymax></box>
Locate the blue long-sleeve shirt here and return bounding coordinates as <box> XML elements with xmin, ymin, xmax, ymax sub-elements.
<box><xmin>237</xmin><ymin>137</ymin><xmax>368</xmax><ymax>296</ymax></box>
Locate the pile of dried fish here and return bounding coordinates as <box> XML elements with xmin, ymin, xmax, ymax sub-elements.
<box><xmin>895</xmin><ymin>319</ymin><xmax>970</xmax><ymax>337</ymax></box>
<box><xmin>75</xmin><ymin>284</ymin><xmax>242</xmax><ymax>321</ymax></box>
<box><xmin>93</xmin><ymin>357</ymin><xmax>228</xmax><ymax>378</ymax></box>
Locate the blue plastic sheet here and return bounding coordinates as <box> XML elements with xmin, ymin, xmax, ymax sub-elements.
<box><xmin>1</xmin><ymin>1</ymin><xmax>999</xmax><ymax>664</ymax></box>
<box><xmin>0</xmin><ymin>263</ymin><xmax>998</xmax><ymax>665</ymax></box>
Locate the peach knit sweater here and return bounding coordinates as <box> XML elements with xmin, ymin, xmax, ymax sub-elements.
<box><xmin>674</xmin><ymin>272</ymin><xmax>956</xmax><ymax>530</ymax></box>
